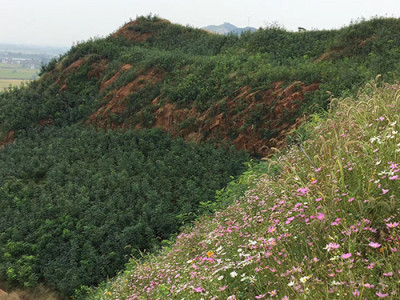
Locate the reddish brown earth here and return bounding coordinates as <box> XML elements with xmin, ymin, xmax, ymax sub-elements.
<box><xmin>316</xmin><ymin>35</ymin><xmax>378</xmax><ymax>62</ymax></box>
<box><xmin>100</xmin><ymin>64</ymin><xmax>132</xmax><ymax>91</ymax></box>
<box><xmin>34</xmin><ymin>51</ymin><xmax>321</xmax><ymax>157</ymax></box>
<box><xmin>0</xmin><ymin>131</ymin><xmax>14</xmax><ymax>149</ymax></box>
<box><xmin>150</xmin><ymin>81</ymin><xmax>320</xmax><ymax>156</ymax></box>
<box><xmin>88</xmin><ymin>62</ymin><xmax>320</xmax><ymax>156</ymax></box>
<box><xmin>44</xmin><ymin>56</ymin><xmax>108</xmax><ymax>91</ymax></box>
<box><xmin>90</xmin><ymin>68</ymin><xmax>165</xmax><ymax>129</ymax></box>
<box><xmin>113</xmin><ymin>20</ymin><xmax>155</xmax><ymax>42</ymax></box>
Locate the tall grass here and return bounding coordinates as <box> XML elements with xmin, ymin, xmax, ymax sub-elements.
<box><xmin>85</xmin><ymin>79</ymin><xmax>400</xmax><ymax>299</ymax></box>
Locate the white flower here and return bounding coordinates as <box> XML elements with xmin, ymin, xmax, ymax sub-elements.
<box><xmin>300</xmin><ymin>276</ymin><xmax>311</xmax><ymax>283</ymax></box>
<box><xmin>230</xmin><ymin>271</ymin><xmax>238</xmax><ymax>278</ymax></box>
<box><xmin>187</xmin><ymin>260</ymin><xmax>193</xmax><ymax>264</ymax></box>
<box><xmin>375</xmin><ymin>160</ymin><xmax>382</xmax><ymax>165</ymax></box>
<box><xmin>288</xmin><ymin>281</ymin><xmax>295</xmax><ymax>287</ymax></box>
<box><xmin>218</xmin><ymin>275</ymin><xmax>224</xmax><ymax>280</ymax></box>
<box><xmin>370</xmin><ymin>136</ymin><xmax>381</xmax><ymax>143</ymax></box>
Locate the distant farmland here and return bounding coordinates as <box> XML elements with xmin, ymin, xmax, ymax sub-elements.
<box><xmin>0</xmin><ymin>79</ymin><xmax>30</xmax><ymax>90</ymax></box>
<box><xmin>0</xmin><ymin>63</ymin><xmax>39</xmax><ymax>91</ymax></box>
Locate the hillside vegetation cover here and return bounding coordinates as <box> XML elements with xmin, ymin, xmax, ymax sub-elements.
<box><xmin>0</xmin><ymin>127</ymin><xmax>248</xmax><ymax>296</ymax></box>
<box><xmin>87</xmin><ymin>79</ymin><xmax>400</xmax><ymax>299</ymax></box>
<box><xmin>1</xmin><ymin>15</ymin><xmax>400</xmax><ymax>298</ymax></box>
<box><xmin>2</xmin><ymin>16</ymin><xmax>400</xmax><ymax>156</ymax></box>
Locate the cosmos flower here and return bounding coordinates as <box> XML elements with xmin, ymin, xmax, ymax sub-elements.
<box><xmin>193</xmin><ymin>287</ymin><xmax>204</xmax><ymax>293</ymax></box>
<box><xmin>386</xmin><ymin>222</ymin><xmax>399</xmax><ymax>228</ymax></box>
<box><xmin>369</xmin><ymin>242</ymin><xmax>381</xmax><ymax>248</ymax></box>
<box><xmin>376</xmin><ymin>292</ymin><xmax>388</xmax><ymax>298</ymax></box>
<box><xmin>324</xmin><ymin>243</ymin><xmax>340</xmax><ymax>251</ymax></box>
<box><xmin>341</xmin><ymin>253</ymin><xmax>352</xmax><ymax>259</ymax></box>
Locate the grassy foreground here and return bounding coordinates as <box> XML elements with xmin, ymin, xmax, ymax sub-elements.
<box><xmin>86</xmin><ymin>79</ymin><xmax>400</xmax><ymax>299</ymax></box>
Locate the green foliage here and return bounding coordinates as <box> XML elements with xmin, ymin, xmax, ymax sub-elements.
<box><xmin>88</xmin><ymin>80</ymin><xmax>400</xmax><ymax>300</ymax></box>
<box><xmin>0</xmin><ymin>126</ymin><xmax>249</xmax><ymax>296</ymax></box>
<box><xmin>3</xmin><ymin>15</ymin><xmax>400</xmax><ymax>299</ymax></box>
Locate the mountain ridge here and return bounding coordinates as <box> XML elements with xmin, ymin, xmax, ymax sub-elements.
<box><xmin>202</xmin><ymin>22</ymin><xmax>257</xmax><ymax>35</ymax></box>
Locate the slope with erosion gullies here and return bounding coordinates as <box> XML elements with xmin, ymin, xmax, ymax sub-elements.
<box><xmin>4</xmin><ymin>16</ymin><xmax>400</xmax><ymax>156</ymax></box>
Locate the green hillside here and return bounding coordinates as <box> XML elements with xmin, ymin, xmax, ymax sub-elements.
<box><xmin>0</xmin><ymin>15</ymin><xmax>400</xmax><ymax>298</ymax></box>
<box><xmin>89</xmin><ymin>79</ymin><xmax>400</xmax><ymax>300</ymax></box>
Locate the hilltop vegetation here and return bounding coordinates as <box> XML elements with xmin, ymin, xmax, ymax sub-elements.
<box><xmin>3</xmin><ymin>16</ymin><xmax>400</xmax><ymax>156</ymax></box>
<box><xmin>1</xmin><ymin>15</ymin><xmax>400</xmax><ymax>298</ymax></box>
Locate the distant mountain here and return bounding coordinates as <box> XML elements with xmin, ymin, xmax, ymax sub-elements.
<box><xmin>203</xmin><ymin>22</ymin><xmax>257</xmax><ymax>35</ymax></box>
<box><xmin>0</xmin><ymin>43</ymin><xmax>68</xmax><ymax>56</ymax></box>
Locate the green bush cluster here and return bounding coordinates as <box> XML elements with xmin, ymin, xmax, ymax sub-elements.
<box><xmin>0</xmin><ymin>126</ymin><xmax>249</xmax><ymax>296</ymax></box>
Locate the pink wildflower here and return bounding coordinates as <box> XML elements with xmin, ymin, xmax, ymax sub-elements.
<box><xmin>268</xmin><ymin>226</ymin><xmax>277</xmax><ymax>233</ymax></box>
<box><xmin>341</xmin><ymin>253</ymin><xmax>352</xmax><ymax>259</ymax></box>
<box><xmin>383</xmin><ymin>272</ymin><xmax>393</xmax><ymax>277</ymax></box>
<box><xmin>352</xmin><ymin>289</ymin><xmax>360</xmax><ymax>296</ymax></box>
<box><xmin>386</xmin><ymin>222</ymin><xmax>399</xmax><ymax>228</ymax></box>
<box><xmin>285</xmin><ymin>216</ymin><xmax>295</xmax><ymax>225</ymax></box>
<box><xmin>382</xmin><ymin>189</ymin><xmax>390</xmax><ymax>195</ymax></box>
<box><xmin>268</xmin><ymin>290</ymin><xmax>277</xmax><ymax>297</ymax></box>
<box><xmin>193</xmin><ymin>287</ymin><xmax>204</xmax><ymax>293</ymax></box>
<box><xmin>255</xmin><ymin>294</ymin><xmax>266</xmax><ymax>299</ymax></box>
<box><xmin>367</xmin><ymin>263</ymin><xmax>376</xmax><ymax>269</ymax></box>
<box><xmin>369</xmin><ymin>242</ymin><xmax>381</xmax><ymax>248</ymax></box>
<box><xmin>376</xmin><ymin>292</ymin><xmax>388</xmax><ymax>298</ymax></box>
<box><xmin>296</xmin><ymin>187</ymin><xmax>310</xmax><ymax>196</ymax></box>
<box><xmin>325</xmin><ymin>243</ymin><xmax>340</xmax><ymax>251</ymax></box>
<box><xmin>317</xmin><ymin>212</ymin><xmax>325</xmax><ymax>220</ymax></box>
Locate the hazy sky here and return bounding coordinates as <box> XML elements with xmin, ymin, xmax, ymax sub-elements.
<box><xmin>1</xmin><ymin>0</ymin><xmax>400</xmax><ymax>47</ymax></box>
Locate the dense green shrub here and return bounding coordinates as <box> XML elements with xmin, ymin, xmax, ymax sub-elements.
<box><xmin>0</xmin><ymin>127</ymin><xmax>249</xmax><ymax>296</ymax></box>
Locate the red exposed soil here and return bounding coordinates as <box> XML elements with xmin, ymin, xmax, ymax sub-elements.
<box><xmin>316</xmin><ymin>35</ymin><xmax>378</xmax><ymax>62</ymax></box>
<box><xmin>50</xmin><ymin>56</ymin><xmax>109</xmax><ymax>91</ymax></box>
<box><xmin>0</xmin><ymin>286</ymin><xmax>60</xmax><ymax>300</ymax></box>
<box><xmin>0</xmin><ymin>131</ymin><xmax>15</xmax><ymax>149</ymax></box>
<box><xmin>113</xmin><ymin>21</ymin><xmax>152</xmax><ymax>42</ymax></box>
<box><xmin>38</xmin><ymin>119</ymin><xmax>54</xmax><ymax>127</ymax></box>
<box><xmin>88</xmin><ymin>58</ymin><xmax>108</xmax><ymax>79</ymax></box>
<box><xmin>151</xmin><ymin>81</ymin><xmax>320</xmax><ymax>156</ymax></box>
<box><xmin>100</xmin><ymin>64</ymin><xmax>132</xmax><ymax>91</ymax></box>
<box><xmin>91</xmin><ymin>78</ymin><xmax>319</xmax><ymax>156</ymax></box>
<box><xmin>90</xmin><ymin>69</ymin><xmax>165</xmax><ymax>128</ymax></box>
<box><xmin>54</xmin><ymin>56</ymin><xmax>88</xmax><ymax>88</ymax></box>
